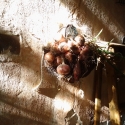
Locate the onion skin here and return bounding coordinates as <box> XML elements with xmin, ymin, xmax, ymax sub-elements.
<box><xmin>73</xmin><ymin>59</ymin><xmax>81</xmax><ymax>81</ymax></box>
<box><xmin>57</xmin><ymin>64</ymin><xmax>70</xmax><ymax>75</ymax></box>
<box><xmin>54</xmin><ymin>33</ymin><xmax>67</xmax><ymax>43</ymax></box>
<box><xmin>44</xmin><ymin>52</ymin><xmax>55</xmax><ymax>64</ymax></box>
<box><xmin>59</xmin><ymin>36</ymin><xmax>67</xmax><ymax>43</ymax></box>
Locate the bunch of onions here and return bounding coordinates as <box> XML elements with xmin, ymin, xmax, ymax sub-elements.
<box><xmin>43</xmin><ymin>32</ymin><xmax>96</xmax><ymax>83</ymax></box>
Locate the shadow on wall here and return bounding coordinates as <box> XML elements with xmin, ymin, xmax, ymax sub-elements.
<box><xmin>59</xmin><ymin>0</ymin><xmax>125</xmax><ymax>42</ymax></box>
<box><xmin>0</xmin><ymin>33</ymin><xmax>20</xmax><ymax>55</ymax></box>
<box><xmin>37</xmin><ymin>88</ymin><xmax>59</xmax><ymax>98</ymax></box>
<box><xmin>0</xmin><ymin>113</ymin><xmax>49</xmax><ymax>125</ymax></box>
<box><xmin>0</xmin><ymin>91</ymin><xmax>56</xmax><ymax>125</ymax></box>
<box><xmin>0</xmin><ymin>31</ymin><xmax>42</xmax><ymax>88</ymax></box>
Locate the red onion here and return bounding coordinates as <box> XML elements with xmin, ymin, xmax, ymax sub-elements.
<box><xmin>58</xmin><ymin>42</ymin><xmax>69</xmax><ymax>53</ymax></box>
<box><xmin>70</xmin><ymin>45</ymin><xmax>80</xmax><ymax>55</ymax></box>
<box><xmin>57</xmin><ymin>63</ymin><xmax>70</xmax><ymax>75</ymax></box>
<box><xmin>73</xmin><ymin>59</ymin><xmax>81</xmax><ymax>81</ymax></box>
<box><xmin>79</xmin><ymin>45</ymin><xmax>92</xmax><ymax>60</ymax></box>
<box><xmin>65</xmin><ymin>52</ymin><xmax>73</xmax><ymax>62</ymax></box>
<box><xmin>75</xmin><ymin>35</ymin><xmax>85</xmax><ymax>46</ymax></box>
<box><xmin>54</xmin><ymin>56</ymin><xmax>63</xmax><ymax>67</ymax></box>
<box><xmin>44</xmin><ymin>52</ymin><xmax>55</xmax><ymax>64</ymax></box>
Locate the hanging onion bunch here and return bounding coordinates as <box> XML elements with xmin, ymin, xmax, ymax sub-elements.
<box><xmin>43</xmin><ymin>24</ymin><xmax>125</xmax><ymax>83</ymax></box>
<box><xmin>43</xmin><ymin>24</ymin><xmax>97</xmax><ymax>83</ymax></box>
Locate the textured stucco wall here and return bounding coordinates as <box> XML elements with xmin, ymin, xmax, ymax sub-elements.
<box><xmin>0</xmin><ymin>0</ymin><xmax>125</xmax><ymax>125</ymax></box>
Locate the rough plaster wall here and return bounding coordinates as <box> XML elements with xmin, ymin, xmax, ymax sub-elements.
<box><xmin>0</xmin><ymin>0</ymin><xmax>125</xmax><ymax>125</ymax></box>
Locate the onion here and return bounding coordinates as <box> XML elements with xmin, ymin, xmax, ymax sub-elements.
<box><xmin>65</xmin><ymin>52</ymin><xmax>75</xmax><ymax>63</ymax></box>
<box><xmin>51</xmin><ymin>43</ymin><xmax>61</xmax><ymax>55</ymax></box>
<box><xmin>70</xmin><ymin>45</ymin><xmax>80</xmax><ymax>55</ymax></box>
<box><xmin>73</xmin><ymin>59</ymin><xmax>81</xmax><ymax>81</ymax></box>
<box><xmin>75</xmin><ymin>35</ymin><xmax>85</xmax><ymax>46</ymax></box>
<box><xmin>57</xmin><ymin>63</ymin><xmax>70</xmax><ymax>75</ymax></box>
<box><xmin>54</xmin><ymin>56</ymin><xmax>63</xmax><ymax>67</ymax></box>
<box><xmin>44</xmin><ymin>52</ymin><xmax>55</xmax><ymax>64</ymax></box>
<box><xmin>79</xmin><ymin>45</ymin><xmax>92</xmax><ymax>60</ymax></box>
<box><xmin>58</xmin><ymin>42</ymin><xmax>69</xmax><ymax>53</ymax></box>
